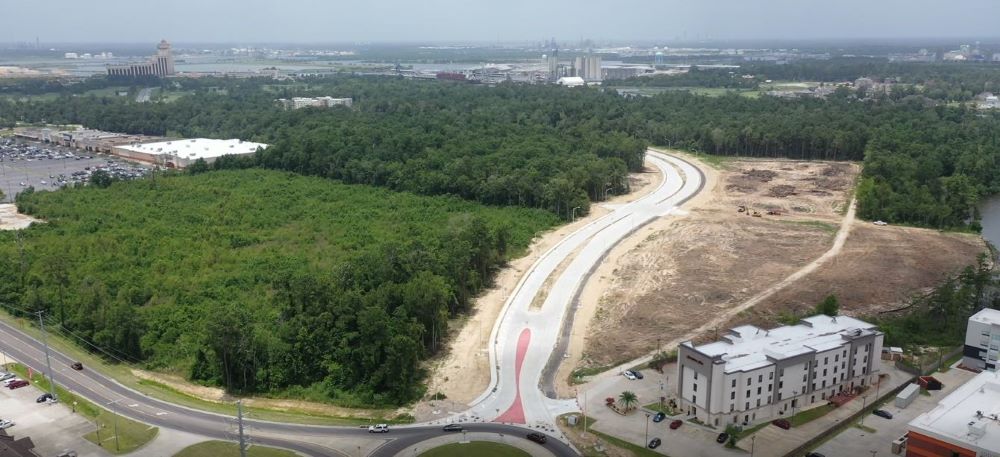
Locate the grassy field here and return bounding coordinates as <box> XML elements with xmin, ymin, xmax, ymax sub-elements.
<box><xmin>789</xmin><ymin>404</ymin><xmax>837</xmax><ymax>427</ymax></box>
<box><xmin>5</xmin><ymin>362</ymin><xmax>158</xmax><ymax>454</ymax></box>
<box><xmin>174</xmin><ymin>441</ymin><xmax>299</xmax><ymax>457</ymax></box>
<box><xmin>418</xmin><ymin>442</ymin><xmax>531</xmax><ymax>457</ymax></box>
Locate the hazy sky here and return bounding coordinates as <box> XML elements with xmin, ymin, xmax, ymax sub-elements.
<box><xmin>3</xmin><ymin>0</ymin><xmax>999</xmax><ymax>43</ymax></box>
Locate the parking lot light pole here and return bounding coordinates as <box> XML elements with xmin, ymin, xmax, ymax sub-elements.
<box><xmin>750</xmin><ymin>435</ymin><xmax>756</xmax><ymax>457</ymax></box>
<box><xmin>644</xmin><ymin>412</ymin><xmax>650</xmax><ymax>446</ymax></box>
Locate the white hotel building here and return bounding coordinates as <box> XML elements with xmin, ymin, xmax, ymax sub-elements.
<box><xmin>677</xmin><ymin>315</ymin><xmax>883</xmax><ymax>427</ymax></box>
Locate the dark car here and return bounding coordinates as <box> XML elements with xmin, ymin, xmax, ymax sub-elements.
<box><xmin>527</xmin><ymin>432</ymin><xmax>547</xmax><ymax>444</ymax></box>
<box><xmin>652</xmin><ymin>412</ymin><xmax>666</xmax><ymax>423</ymax></box>
<box><xmin>648</xmin><ymin>438</ymin><xmax>661</xmax><ymax>449</ymax></box>
<box><xmin>806</xmin><ymin>452</ymin><xmax>826</xmax><ymax>457</ymax></box>
<box><xmin>633</xmin><ymin>370</ymin><xmax>644</xmax><ymax>380</ymax></box>
<box><xmin>8</xmin><ymin>380</ymin><xmax>29</xmax><ymax>390</ymax></box>
<box><xmin>772</xmin><ymin>419</ymin><xmax>792</xmax><ymax>430</ymax></box>
<box><xmin>71</xmin><ymin>362</ymin><xmax>83</xmax><ymax>371</ymax></box>
<box><xmin>442</xmin><ymin>424</ymin><xmax>463</xmax><ymax>432</ymax></box>
<box><xmin>873</xmin><ymin>409</ymin><xmax>893</xmax><ymax>419</ymax></box>
<box><xmin>670</xmin><ymin>420</ymin><xmax>683</xmax><ymax>430</ymax></box>
<box><xmin>36</xmin><ymin>393</ymin><xmax>53</xmax><ymax>403</ymax></box>
<box><xmin>717</xmin><ymin>432</ymin><xmax>729</xmax><ymax>444</ymax></box>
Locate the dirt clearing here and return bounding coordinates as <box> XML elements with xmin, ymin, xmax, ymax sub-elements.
<box><xmin>0</xmin><ymin>204</ymin><xmax>40</xmax><ymax>230</ymax></box>
<box><xmin>563</xmin><ymin>154</ymin><xmax>986</xmax><ymax>394</ymax></box>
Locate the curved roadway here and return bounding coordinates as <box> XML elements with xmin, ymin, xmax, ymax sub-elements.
<box><xmin>0</xmin><ymin>150</ymin><xmax>704</xmax><ymax>457</ymax></box>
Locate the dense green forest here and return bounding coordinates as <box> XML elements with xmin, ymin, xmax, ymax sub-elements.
<box><xmin>0</xmin><ymin>170</ymin><xmax>558</xmax><ymax>405</ymax></box>
<box><xmin>3</xmin><ymin>74</ymin><xmax>1000</xmax><ymax>228</ymax></box>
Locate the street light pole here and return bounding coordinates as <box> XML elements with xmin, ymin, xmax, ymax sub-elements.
<box><xmin>750</xmin><ymin>435</ymin><xmax>756</xmax><ymax>457</ymax></box>
<box><xmin>860</xmin><ymin>395</ymin><xmax>868</xmax><ymax>427</ymax></box>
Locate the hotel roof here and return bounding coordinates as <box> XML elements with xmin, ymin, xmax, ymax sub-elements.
<box><xmin>970</xmin><ymin>308</ymin><xmax>1000</xmax><ymax>326</ymax></box>
<box><xmin>689</xmin><ymin>315</ymin><xmax>880</xmax><ymax>373</ymax></box>
<box><xmin>908</xmin><ymin>370</ymin><xmax>1000</xmax><ymax>454</ymax></box>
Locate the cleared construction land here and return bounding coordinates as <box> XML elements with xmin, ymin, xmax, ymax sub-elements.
<box><xmin>567</xmin><ymin>153</ymin><xmax>986</xmax><ymax>383</ymax></box>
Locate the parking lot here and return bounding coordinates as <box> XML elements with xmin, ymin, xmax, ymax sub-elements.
<box><xmin>0</xmin><ymin>138</ymin><xmax>151</xmax><ymax>203</ymax></box>
<box><xmin>811</xmin><ymin>365</ymin><xmax>977</xmax><ymax>457</ymax></box>
<box><xmin>0</xmin><ymin>368</ymin><xmax>105</xmax><ymax>457</ymax></box>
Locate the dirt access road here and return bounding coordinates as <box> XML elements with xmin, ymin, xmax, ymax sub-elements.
<box><xmin>559</xmin><ymin>152</ymin><xmax>985</xmax><ymax>394</ymax></box>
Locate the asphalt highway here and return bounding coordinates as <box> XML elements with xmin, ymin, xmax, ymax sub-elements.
<box><xmin>0</xmin><ymin>149</ymin><xmax>704</xmax><ymax>457</ymax></box>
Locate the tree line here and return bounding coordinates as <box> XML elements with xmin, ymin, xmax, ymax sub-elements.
<box><xmin>1</xmin><ymin>170</ymin><xmax>558</xmax><ymax>405</ymax></box>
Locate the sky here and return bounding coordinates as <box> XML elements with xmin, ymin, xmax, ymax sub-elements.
<box><xmin>2</xmin><ymin>0</ymin><xmax>999</xmax><ymax>44</ymax></box>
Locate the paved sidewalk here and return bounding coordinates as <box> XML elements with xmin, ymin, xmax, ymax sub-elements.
<box><xmin>391</xmin><ymin>432</ymin><xmax>557</xmax><ymax>457</ymax></box>
<box><xmin>738</xmin><ymin>365</ymin><xmax>912</xmax><ymax>457</ymax></box>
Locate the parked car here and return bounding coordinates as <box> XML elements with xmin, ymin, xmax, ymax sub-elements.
<box><xmin>873</xmin><ymin>409</ymin><xmax>893</xmax><ymax>419</ymax></box>
<box><xmin>623</xmin><ymin>370</ymin><xmax>637</xmax><ymax>380</ymax></box>
<box><xmin>8</xmin><ymin>380</ymin><xmax>29</xmax><ymax>390</ymax></box>
<box><xmin>367</xmin><ymin>424</ymin><xmax>389</xmax><ymax>433</ymax></box>
<box><xmin>527</xmin><ymin>432</ymin><xmax>547</xmax><ymax>444</ymax></box>
<box><xmin>652</xmin><ymin>412</ymin><xmax>666</xmax><ymax>423</ymax></box>
<box><xmin>2</xmin><ymin>378</ymin><xmax>22</xmax><ymax>387</ymax></box>
<box><xmin>0</xmin><ymin>373</ymin><xmax>14</xmax><ymax>382</ymax></box>
<box><xmin>36</xmin><ymin>393</ymin><xmax>54</xmax><ymax>403</ymax></box>
<box><xmin>0</xmin><ymin>419</ymin><xmax>13</xmax><ymax>430</ymax></box>
<box><xmin>632</xmin><ymin>370</ymin><xmax>644</xmax><ymax>380</ymax></box>
<box><xmin>669</xmin><ymin>420</ymin><xmax>683</xmax><ymax>430</ymax></box>
<box><xmin>56</xmin><ymin>451</ymin><xmax>77</xmax><ymax>457</ymax></box>
<box><xmin>717</xmin><ymin>432</ymin><xmax>729</xmax><ymax>444</ymax></box>
<box><xmin>648</xmin><ymin>438</ymin><xmax>661</xmax><ymax>449</ymax></box>
<box><xmin>806</xmin><ymin>452</ymin><xmax>826</xmax><ymax>457</ymax></box>
<box><xmin>71</xmin><ymin>362</ymin><xmax>83</xmax><ymax>371</ymax></box>
<box><xmin>442</xmin><ymin>424</ymin><xmax>463</xmax><ymax>432</ymax></box>
<box><xmin>772</xmin><ymin>418</ymin><xmax>792</xmax><ymax>430</ymax></box>
<box><xmin>873</xmin><ymin>220</ymin><xmax>888</xmax><ymax>226</ymax></box>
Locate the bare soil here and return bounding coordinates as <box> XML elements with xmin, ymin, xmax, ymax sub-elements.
<box><xmin>727</xmin><ymin>224</ymin><xmax>987</xmax><ymax>328</ymax></box>
<box><xmin>565</xmin><ymin>154</ymin><xmax>986</xmax><ymax>392</ymax></box>
<box><xmin>0</xmin><ymin>204</ymin><xmax>40</xmax><ymax>230</ymax></box>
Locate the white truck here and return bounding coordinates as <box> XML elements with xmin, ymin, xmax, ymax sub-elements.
<box><xmin>368</xmin><ymin>424</ymin><xmax>389</xmax><ymax>433</ymax></box>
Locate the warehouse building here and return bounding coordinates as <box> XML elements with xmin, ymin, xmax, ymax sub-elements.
<box><xmin>112</xmin><ymin>138</ymin><xmax>267</xmax><ymax>168</ymax></box>
<box><xmin>906</xmin><ymin>370</ymin><xmax>1000</xmax><ymax>457</ymax></box>
<box><xmin>677</xmin><ymin>315</ymin><xmax>883</xmax><ymax>427</ymax></box>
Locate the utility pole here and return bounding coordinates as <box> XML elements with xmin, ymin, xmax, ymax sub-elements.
<box><xmin>36</xmin><ymin>311</ymin><xmax>58</xmax><ymax>400</ymax></box>
<box><xmin>237</xmin><ymin>400</ymin><xmax>248</xmax><ymax>457</ymax></box>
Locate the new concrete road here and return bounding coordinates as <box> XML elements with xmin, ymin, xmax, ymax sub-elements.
<box><xmin>0</xmin><ymin>150</ymin><xmax>704</xmax><ymax>456</ymax></box>
<box><xmin>466</xmin><ymin>150</ymin><xmax>704</xmax><ymax>427</ymax></box>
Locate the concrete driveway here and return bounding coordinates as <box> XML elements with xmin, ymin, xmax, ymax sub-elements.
<box><xmin>579</xmin><ymin>365</ymin><xmax>743</xmax><ymax>457</ymax></box>
<box><xmin>0</xmin><ymin>374</ymin><xmax>105</xmax><ymax>457</ymax></box>
<box><xmin>810</xmin><ymin>366</ymin><xmax>977</xmax><ymax>457</ymax></box>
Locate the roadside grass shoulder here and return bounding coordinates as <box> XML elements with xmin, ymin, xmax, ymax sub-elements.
<box><xmin>788</xmin><ymin>404</ymin><xmax>837</xmax><ymax>427</ymax></box>
<box><xmin>0</xmin><ymin>310</ymin><xmax>397</xmax><ymax>426</ymax></box>
<box><xmin>173</xmin><ymin>441</ymin><xmax>299</xmax><ymax>457</ymax></box>
<box><xmin>417</xmin><ymin>442</ymin><xmax>531</xmax><ymax>457</ymax></box>
<box><xmin>5</xmin><ymin>362</ymin><xmax>158</xmax><ymax>454</ymax></box>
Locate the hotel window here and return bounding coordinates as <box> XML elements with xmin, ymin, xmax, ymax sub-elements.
<box><xmin>757</xmin><ymin>387</ymin><xmax>761</xmax><ymax>395</ymax></box>
<box><xmin>693</xmin><ymin>384</ymin><xmax>698</xmax><ymax>392</ymax></box>
<box><xmin>747</xmin><ymin>378</ymin><xmax>751</xmax><ymax>386</ymax></box>
<box><xmin>731</xmin><ymin>392</ymin><xmax>735</xmax><ymax>400</ymax></box>
<box><xmin>693</xmin><ymin>395</ymin><xmax>697</xmax><ymax>403</ymax></box>
<box><xmin>732</xmin><ymin>379</ymin><xmax>737</xmax><ymax>388</ymax></box>
<box><xmin>694</xmin><ymin>372</ymin><xmax>698</xmax><ymax>380</ymax></box>
<box><xmin>768</xmin><ymin>384</ymin><xmax>772</xmax><ymax>392</ymax></box>
<box><xmin>758</xmin><ymin>375</ymin><xmax>763</xmax><ymax>383</ymax></box>
<box><xmin>769</xmin><ymin>372</ymin><xmax>774</xmax><ymax>380</ymax></box>
<box><xmin>756</xmin><ymin>399</ymin><xmax>761</xmax><ymax>407</ymax></box>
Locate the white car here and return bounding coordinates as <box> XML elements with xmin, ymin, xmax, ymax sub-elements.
<box><xmin>0</xmin><ymin>373</ymin><xmax>14</xmax><ymax>382</ymax></box>
<box><xmin>2</xmin><ymin>378</ymin><xmax>22</xmax><ymax>387</ymax></box>
<box><xmin>368</xmin><ymin>424</ymin><xmax>389</xmax><ymax>433</ymax></box>
<box><xmin>0</xmin><ymin>419</ymin><xmax>13</xmax><ymax>429</ymax></box>
<box><xmin>873</xmin><ymin>220</ymin><xmax>888</xmax><ymax>226</ymax></box>
<box><xmin>623</xmin><ymin>370</ymin><xmax>637</xmax><ymax>380</ymax></box>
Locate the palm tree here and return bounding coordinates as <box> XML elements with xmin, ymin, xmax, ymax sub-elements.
<box><xmin>619</xmin><ymin>391</ymin><xmax>638</xmax><ymax>412</ymax></box>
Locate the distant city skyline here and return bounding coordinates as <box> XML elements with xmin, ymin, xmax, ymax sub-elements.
<box><xmin>2</xmin><ymin>0</ymin><xmax>999</xmax><ymax>44</ymax></box>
